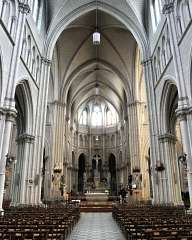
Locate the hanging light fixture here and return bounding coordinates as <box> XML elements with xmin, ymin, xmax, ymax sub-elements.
<box><xmin>93</xmin><ymin>0</ymin><xmax>101</xmax><ymax>45</ymax></box>
<box><xmin>93</xmin><ymin>31</ymin><xmax>100</xmax><ymax>45</ymax></box>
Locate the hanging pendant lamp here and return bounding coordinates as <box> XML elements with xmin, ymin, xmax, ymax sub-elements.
<box><xmin>93</xmin><ymin>0</ymin><xmax>101</xmax><ymax>45</ymax></box>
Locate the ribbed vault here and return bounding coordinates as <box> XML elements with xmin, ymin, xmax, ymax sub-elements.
<box><xmin>51</xmin><ymin>10</ymin><xmax>140</xmax><ymax>120</ymax></box>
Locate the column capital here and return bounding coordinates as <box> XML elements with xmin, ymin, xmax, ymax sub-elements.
<box><xmin>162</xmin><ymin>2</ymin><xmax>174</xmax><ymax>15</ymax></box>
<box><xmin>158</xmin><ymin>133</ymin><xmax>176</xmax><ymax>143</ymax></box>
<box><xmin>175</xmin><ymin>107</ymin><xmax>189</xmax><ymax>121</ymax></box>
<box><xmin>18</xmin><ymin>2</ymin><xmax>31</xmax><ymax>14</ymax></box>
<box><xmin>1</xmin><ymin>108</ymin><xmax>17</xmax><ymax>122</ymax></box>
<box><xmin>127</xmin><ymin>100</ymin><xmax>144</xmax><ymax>107</ymax></box>
<box><xmin>2</xmin><ymin>0</ymin><xmax>8</xmax><ymax>5</ymax></box>
<box><xmin>41</xmin><ymin>57</ymin><xmax>52</xmax><ymax>66</ymax></box>
<box><xmin>17</xmin><ymin>133</ymin><xmax>35</xmax><ymax>143</ymax></box>
<box><xmin>141</xmin><ymin>58</ymin><xmax>152</xmax><ymax>66</ymax></box>
<box><xmin>51</xmin><ymin>101</ymin><xmax>66</xmax><ymax>108</ymax></box>
<box><xmin>0</xmin><ymin>108</ymin><xmax>6</xmax><ymax>118</ymax></box>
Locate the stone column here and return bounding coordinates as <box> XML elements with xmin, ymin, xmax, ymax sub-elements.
<box><xmin>176</xmin><ymin>109</ymin><xmax>192</xmax><ymax>209</ymax></box>
<box><xmin>0</xmin><ymin>0</ymin><xmax>8</xmax><ymax>21</ymax></box>
<box><xmin>50</xmin><ymin>102</ymin><xmax>66</xmax><ymax>197</ymax></box>
<box><xmin>0</xmin><ymin>109</ymin><xmax>16</xmax><ymax>214</ymax></box>
<box><xmin>127</xmin><ymin>102</ymin><xmax>141</xmax><ymax>171</ymax></box>
<box><xmin>12</xmin><ymin>134</ymin><xmax>35</xmax><ymax>205</ymax></box>
<box><xmin>4</xmin><ymin>1</ymin><xmax>30</xmax><ymax>105</ymax></box>
<box><xmin>67</xmin><ymin>165</ymin><xmax>72</xmax><ymax>192</ymax></box>
<box><xmin>0</xmin><ymin>2</ymin><xmax>30</xmax><ymax>212</ymax></box>
<box><xmin>30</xmin><ymin>58</ymin><xmax>51</xmax><ymax>205</ymax></box>
<box><xmin>163</xmin><ymin>2</ymin><xmax>188</xmax><ymax>107</ymax></box>
<box><xmin>158</xmin><ymin>134</ymin><xmax>183</xmax><ymax>205</ymax></box>
<box><xmin>74</xmin><ymin>165</ymin><xmax>78</xmax><ymax>192</ymax></box>
<box><xmin>142</xmin><ymin>58</ymin><xmax>161</xmax><ymax>204</ymax></box>
<box><xmin>63</xmin><ymin>161</ymin><xmax>68</xmax><ymax>195</ymax></box>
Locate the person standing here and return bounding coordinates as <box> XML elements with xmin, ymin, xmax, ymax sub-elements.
<box><xmin>119</xmin><ymin>187</ymin><xmax>127</xmax><ymax>203</ymax></box>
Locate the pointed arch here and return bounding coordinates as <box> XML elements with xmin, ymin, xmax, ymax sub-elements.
<box><xmin>15</xmin><ymin>80</ymin><xmax>34</xmax><ymax>134</ymax></box>
<box><xmin>45</xmin><ymin>1</ymin><xmax>149</xmax><ymax>61</ymax></box>
<box><xmin>159</xmin><ymin>79</ymin><xmax>178</xmax><ymax>134</ymax></box>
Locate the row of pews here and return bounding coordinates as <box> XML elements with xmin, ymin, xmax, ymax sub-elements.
<box><xmin>113</xmin><ymin>204</ymin><xmax>192</xmax><ymax>239</ymax></box>
<box><xmin>0</xmin><ymin>203</ymin><xmax>80</xmax><ymax>239</ymax></box>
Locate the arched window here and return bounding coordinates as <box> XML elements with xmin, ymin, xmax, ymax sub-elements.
<box><xmin>92</xmin><ymin>104</ymin><xmax>102</xmax><ymax>126</ymax></box>
<box><xmin>181</xmin><ymin>0</ymin><xmax>192</xmax><ymax>29</ymax></box>
<box><xmin>26</xmin><ymin>35</ymin><xmax>31</xmax><ymax>67</ymax></box>
<box><xmin>106</xmin><ymin>109</ymin><xmax>116</xmax><ymax>126</ymax></box>
<box><xmin>79</xmin><ymin>108</ymin><xmax>88</xmax><ymax>125</ymax></box>
<box><xmin>151</xmin><ymin>0</ymin><xmax>161</xmax><ymax>31</ymax></box>
<box><xmin>32</xmin><ymin>0</ymin><xmax>42</xmax><ymax>28</ymax></box>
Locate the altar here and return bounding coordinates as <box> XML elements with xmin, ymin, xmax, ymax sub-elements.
<box><xmin>85</xmin><ymin>192</ymin><xmax>109</xmax><ymax>202</ymax></box>
<box><xmin>82</xmin><ymin>154</ymin><xmax>111</xmax><ymax>202</ymax></box>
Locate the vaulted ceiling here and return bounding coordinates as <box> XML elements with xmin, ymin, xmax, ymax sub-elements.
<box><xmin>50</xmin><ymin>5</ymin><xmax>144</xmax><ymax>120</ymax></box>
<box><xmin>46</xmin><ymin>0</ymin><xmax>147</xmax><ymax>29</ymax></box>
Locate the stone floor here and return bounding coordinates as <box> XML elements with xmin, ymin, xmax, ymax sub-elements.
<box><xmin>66</xmin><ymin>213</ymin><xmax>126</xmax><ymax>240</ymax></box>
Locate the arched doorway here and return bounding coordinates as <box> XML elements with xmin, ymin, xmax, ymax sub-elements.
<box><xmin>159</xmin><ymin>83</ymin><xmax>184</xmax><ymax>205</ymax></box>
<box><xmin>78</xmin><ymin>153</ymin><xmax>86</xmax><ymax>193</ymax></box>
<box><xmin>109</xmin><ymin>153</ymin><xmax>117</xmax><ymax>196</ymax></box>
<box><xmin>5</xmin><ymin>81</ymin><xmax>34</xmax><ymax>205</ymax></box>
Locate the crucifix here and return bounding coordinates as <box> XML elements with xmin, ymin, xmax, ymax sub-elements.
<box><xmin>92</xmin><ymin>154</ymin><xmax>102</xmax><ymax>179</ymax></box>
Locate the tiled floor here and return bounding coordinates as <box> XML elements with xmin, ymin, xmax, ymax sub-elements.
<box><xmin>66</xmin><ymin>213</ymin><xmax>126</xmax><ymax>240</ymax></box>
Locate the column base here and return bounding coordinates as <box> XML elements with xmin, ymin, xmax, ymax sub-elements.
<box><xmin>186</xmin><ymin>208</ymin><xmax>192</xmax><ymax>214</ymax></box>
<box><xmin>0</xmin><ymin>209</ymin><xmax>4</xmax><ymax>216</ymax></box>
<box><xmin>174</xmin><ymin>201</ymin><xmax>185</xmax><ymax>206</ymax></box>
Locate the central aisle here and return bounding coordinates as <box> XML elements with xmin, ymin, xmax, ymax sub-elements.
<box><xmin>66</xmin><ymin>212</ymin><xmax>126</xmax><ymax>240</ymax></box>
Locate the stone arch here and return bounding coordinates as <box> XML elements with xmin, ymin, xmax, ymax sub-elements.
<box><xmin>159</xmin><ymin>79</ymin><xmax>184</xmax><ymax>205</ymax></box>
<box><xmin>15</xmin><ymin>80</ymin><xmax>33</xmax><ymax>134</ymax></box>
<box><xmin>159</xmin><ymin>79</ymin><xmax>178</xmax><ymax>134</ymax></box>
<box><xmin>45</xmin><ymin>1</ymin><xmax>149</xmax><ymax>62</ymax></box>
<box><xmin>62</xmin><ymin>59</ymin><xmax>131</xmax><ymax>104</ymax></box>
<box><xmin>176</xmin><ymin>0</ymin><xmax>192</xmax><ymax>35</ymax></box>
<box><xmin>7</xmin><ymin>80</ymin><xmax>34</xmax><ymax>204</ymax></box>
<box><xmin>73</xmin><ymin>94</ymin><xmax>121</xmax><ymax>120</ymax></box>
